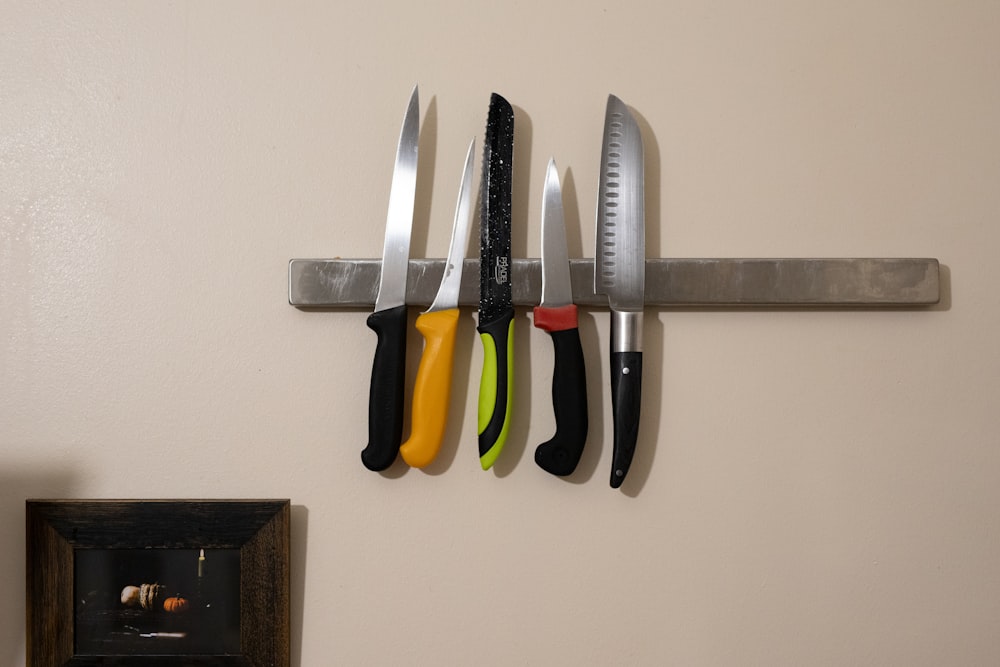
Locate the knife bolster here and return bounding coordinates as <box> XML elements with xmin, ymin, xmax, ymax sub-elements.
<box><xmin>611</xmin><ymin>310</ymin><xmax>643</xmax><ymax>353</ymax></box>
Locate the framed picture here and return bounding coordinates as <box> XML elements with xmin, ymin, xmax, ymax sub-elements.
<box><xmin>26</xmin><ymin>499</ymin><xmax>290</xmax><ymax>666</ymax></box>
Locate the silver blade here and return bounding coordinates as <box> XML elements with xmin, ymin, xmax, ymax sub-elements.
<box><xmin>427</xmin><ymin>138</ymin><xmax>476</xmax><ymax>313</ymax></box>
<box><xmin>374</xmin><ymin>85</ymin><xmax>419</xmax><ymax>313</ymax></box>
<box><xmin>540</xmin><ymin>158</ymin><xmax>573</xmax><ymax>308</ymax></box>
<box><xmin>594</xmin><ymin>94</ymin><xmax>644</xmax><ymax>311</ymax></box>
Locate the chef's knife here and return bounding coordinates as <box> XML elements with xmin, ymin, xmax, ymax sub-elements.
<box><xmin>533</xmin><ymin>159</ymin><xmax>588</xmax><ymax>476</ymax></box>
<box><xmin>399</xmin><ymin>139</ymin><xmax>476</xmax><ymax>468</ymax></box>
<box><xmin>477</xmin><ymin>93</ymin><xmax>515</xmax><ymax>470</ymax></box>
<box><xmin>361</xmin><ymin>85</ymin><xmax>419</xmax><ymax>472</ymax></box>
<box><xmin>594</xmin><ymin>94</ymin><xmax>645</xmax><ymax>488</ymax></box>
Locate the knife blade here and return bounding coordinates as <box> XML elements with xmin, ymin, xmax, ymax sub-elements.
<box><xmin>477</xmin><ymin>93</ymin><xmax>515</xmax><ymax>470</ymax></box>
<box><xmin>594</xmin><ymin>94</ymin><xmax>645</xmax><ymax>488</ymax></box>
<box><xmin>361</xmin><ymin>85</ymin><xmax>419</xmax><ymax>472</ymax></box>
<box><xmin>399</xmin><ymin>138</ymin><xmax>476</xmax><ymax>468</ymax></box>
<box><xmin>533</xmin><ymin>158</ymin><xmax>588</xmax><ymax>476</ymax></box>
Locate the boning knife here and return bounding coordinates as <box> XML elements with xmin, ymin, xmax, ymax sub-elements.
<box><xmin>399</xmin><ymin>139</ymin><xmax>476</xmax><ymax>468</ymax></box>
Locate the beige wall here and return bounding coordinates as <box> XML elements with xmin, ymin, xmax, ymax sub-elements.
<box><xmin>3</xmin><ymin>1</ymin><xmax>999</xmax><ymax>665</ymax></box>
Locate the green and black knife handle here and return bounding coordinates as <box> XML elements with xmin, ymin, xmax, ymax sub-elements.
<box><xmin>477</xmin><ymin>307</ymin><xmax>514</xmax><ymax>469</ymax></box>
<box><xmin>533</xmin><ymin>304</ymin><xmax>588</xmax><ymax>476</ymax></box>
<box><xmin>362</xmin><ymin>304</ymin><xmax>407</xmax><ymax>471</ymax></box>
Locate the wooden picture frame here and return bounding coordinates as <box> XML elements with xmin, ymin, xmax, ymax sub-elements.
<box><xmin>26</xmin><ymin>499</ymin><xmax>290</xmax><ymax>666</ymax></box>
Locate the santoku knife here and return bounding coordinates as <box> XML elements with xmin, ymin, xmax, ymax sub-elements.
<box><xmin>594</xmin><ymin>94</ymin><xmax>645</xmax><ymax>488</ymax></box>
<box><xmin>399</xmin><ymin>139</ymin><xmax>476</xmax><ymax>468</ymax></box>
<box><xmin>533</xmin><ymin>158</ymin><xmax>588</xmax><ymax>476</ymax></box>
<box><xmin>477</xmin><ymin>93</ymin><xmax>515</xmax><ymax>470</ymax></box>
<box><xmin>361</xmin><ymin>85</ymin><xmax>419</xmax><ymax>472</ymax></box>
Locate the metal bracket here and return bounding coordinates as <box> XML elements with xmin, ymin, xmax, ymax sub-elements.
<box><xmin>288</xmin><ymin>257</ymin><xmax>940</xmax><ymax>308</ymax></box>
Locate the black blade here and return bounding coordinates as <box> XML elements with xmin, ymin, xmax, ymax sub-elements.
<box><xmin>479</xmin><ymin>93</ymin><xmax>514</xmax><ymax>320</ymax></box>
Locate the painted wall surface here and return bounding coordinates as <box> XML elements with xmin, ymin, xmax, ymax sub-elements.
<box><xmin>3</xmin><ymin>2</ymin><xmax>999</xmax><ymax>665</ymax></box>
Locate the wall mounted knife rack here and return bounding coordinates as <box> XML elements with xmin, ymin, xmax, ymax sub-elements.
<box><xmin>288</xmin><ymin>257</ymin><xmax>940</xmax><ymax>308</ymax></box>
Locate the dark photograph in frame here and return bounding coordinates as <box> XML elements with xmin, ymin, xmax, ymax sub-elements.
<box><xmin>26</xmin><ymin>499</ymin><xmax>289</xmax><ymax>667</ymax></box>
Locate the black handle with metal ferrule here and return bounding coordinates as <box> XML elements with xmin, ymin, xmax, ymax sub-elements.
<box><xmin>477</xmin><ymin>306</ymin><xmax>514</xmax><ymax>470</ymax></box>
<box><xmin>362</xmin><ymin>304</ymin><xmax>407</xmax><ymax>471</ymax></box>
<box><xmin>609</xmin><ymin>351</ymin><xmax>642</xmax><ymax>487</ymax></box>
<box><xmin>533</xmin><ymin>304</ymin><xmax>588</xmax><ymax>476</ymax></box>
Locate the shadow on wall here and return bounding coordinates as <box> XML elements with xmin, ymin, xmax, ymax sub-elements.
<box><xmin>2</xmin><ymin>464</ymin><xmax>79</xmax><ymax>667</ymax></box>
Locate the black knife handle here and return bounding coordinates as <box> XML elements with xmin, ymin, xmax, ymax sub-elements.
<box><xmin>533</xmin><ymin>306</ymin><xmax>588</xmax><ymax>476</ymax></box>
<box><xmin>610</xmin><ymin>351</ymin><xmax>642</xmax><ymax>488</ymax></box>
<box><xmin>362</xmin><ymin>304</ymin><xmax>407</xmax><ymax>471</ymax></box>
<box><xmin>477</xmin><ymin>307</ymin><xmax>514</xmax><ymax>469</ymax></box>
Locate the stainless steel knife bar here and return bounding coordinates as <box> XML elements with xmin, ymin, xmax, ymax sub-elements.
<box><xmin>288</xmin><ymin>257</ymin><xmax>940</xmax><ymax>308</ymax></box>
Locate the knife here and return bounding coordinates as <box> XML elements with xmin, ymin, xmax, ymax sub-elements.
<box><xmin>594</xmin><ymin>94</ymin><xmax>645</xmax><ymax>488</ymax></box>
<box><xmin>477</xmin><ymin>93</ymin><xmax>515</xmax><ymax>470</ymax></box>
<box><xmin>360</xmin><ymin>85</ymin><xmax>419</xmax><ymax>472</ymax></box>
<box><xmin>533</xmin><ymin>159</ymin><xmax>588</xmax><ymax>476</ymax></box>
<box><xmin>399</xmin><ymin>139</ymin><xmax>476</xmax><ymax>468</ymax></box>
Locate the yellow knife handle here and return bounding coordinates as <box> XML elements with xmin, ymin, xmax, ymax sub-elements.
<box><xmin>399</xmin><ymin>309</ymin><xmax>460</xmax><ymax>468</ymax></box>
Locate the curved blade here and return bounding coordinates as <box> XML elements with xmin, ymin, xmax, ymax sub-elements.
<box><xmin>427</xmin><ymin>138</ymin><xmax>475</xmax><ymax>313</ymax></box>
<box><xmin>374</xmin><ymin>85</ymin><xmax>419</xmax><ymax>313</ymax></box>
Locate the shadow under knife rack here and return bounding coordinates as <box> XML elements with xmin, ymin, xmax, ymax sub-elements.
<box><xmin>288</xmin><ymin>257</ymin><xmax>941</xmax><ymax>308</ymax></box>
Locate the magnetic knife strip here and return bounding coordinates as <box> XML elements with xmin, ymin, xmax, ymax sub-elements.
<box><xmin>288</xmin><ymin>258</ymin><xmax>940</xmax><ymax>308</ymax></box>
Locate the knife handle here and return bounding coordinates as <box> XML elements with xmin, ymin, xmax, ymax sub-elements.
<box><xmin>399</xmin><ymin>309</ymin><xmax>459</xmax><ymax>468</ymax></box>
<box><xmin>610</xmin><ymin>350</ymin><xmax>642</xmax><ymax>488</ymax></box>
<box><xmin>361</xmin><ymin>304</ymin><xmax>407</xmax><ymax>471</ymax></box>
<box><xmin>477</xmin><ymin>307</ymin><xmax>515</xmax><ymax>470</ymax></box>
<box><xmin>532</xmin><ymin>305</ymin><xmax>588</xmax><ymax>476</ymax></box>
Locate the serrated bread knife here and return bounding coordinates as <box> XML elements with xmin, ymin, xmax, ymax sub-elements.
<box><xmin>399</xmin><ymin>139</ymin><xmax>476</xmax><ymax>468</ymax></box>
<box><xmin>594</xmin><ymin>94</ymin><xmax>645</xmax><ymax>488</ymax></box>
<box><xmin>361</xmin><ymin>85</ymin><xmax>419</xmax><ymax>472</ymax></box>
<box><xmin>533</xmin><ymin>159</ymin><xmax>588</xmax><ymax>476</ymax></box>
<box><xmin>477</xmin><ymin>93</ymin><xmax>515</xmax><ymax>470</ymax></box>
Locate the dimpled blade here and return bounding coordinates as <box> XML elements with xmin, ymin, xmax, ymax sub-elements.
<box><xmin>479</xmin><ymin>93</ymin><xmax>514</xmax><ymax>322</ymax></box>
<box><xmin>594</xmin><ymin>94</ymin><xmax>644</xmax><ymax>311</ymax></box>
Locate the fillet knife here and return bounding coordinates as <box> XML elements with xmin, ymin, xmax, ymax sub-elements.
<box><xmin>533</xmin><ymin>159</ymin><xmax>588</xmax><ymax>476</ymax></box>
<box><xmin>594</xmin><ymin>94</ymin><xmax>645</xmax><ymax>488</ymax></box>
<box><xmin>361</xmin><ymin>85</ymin><xmax>419</xmax><ymax>472</ymax></box>
<box><xmin>399</xmin><ymin>139</ymin><xmax>476</xmax><ymax>468</ymax></box>
<box><xmin>477</xmin><ymin>93</ymin><xmax>515</xmax><ymax>470</ymax></box>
